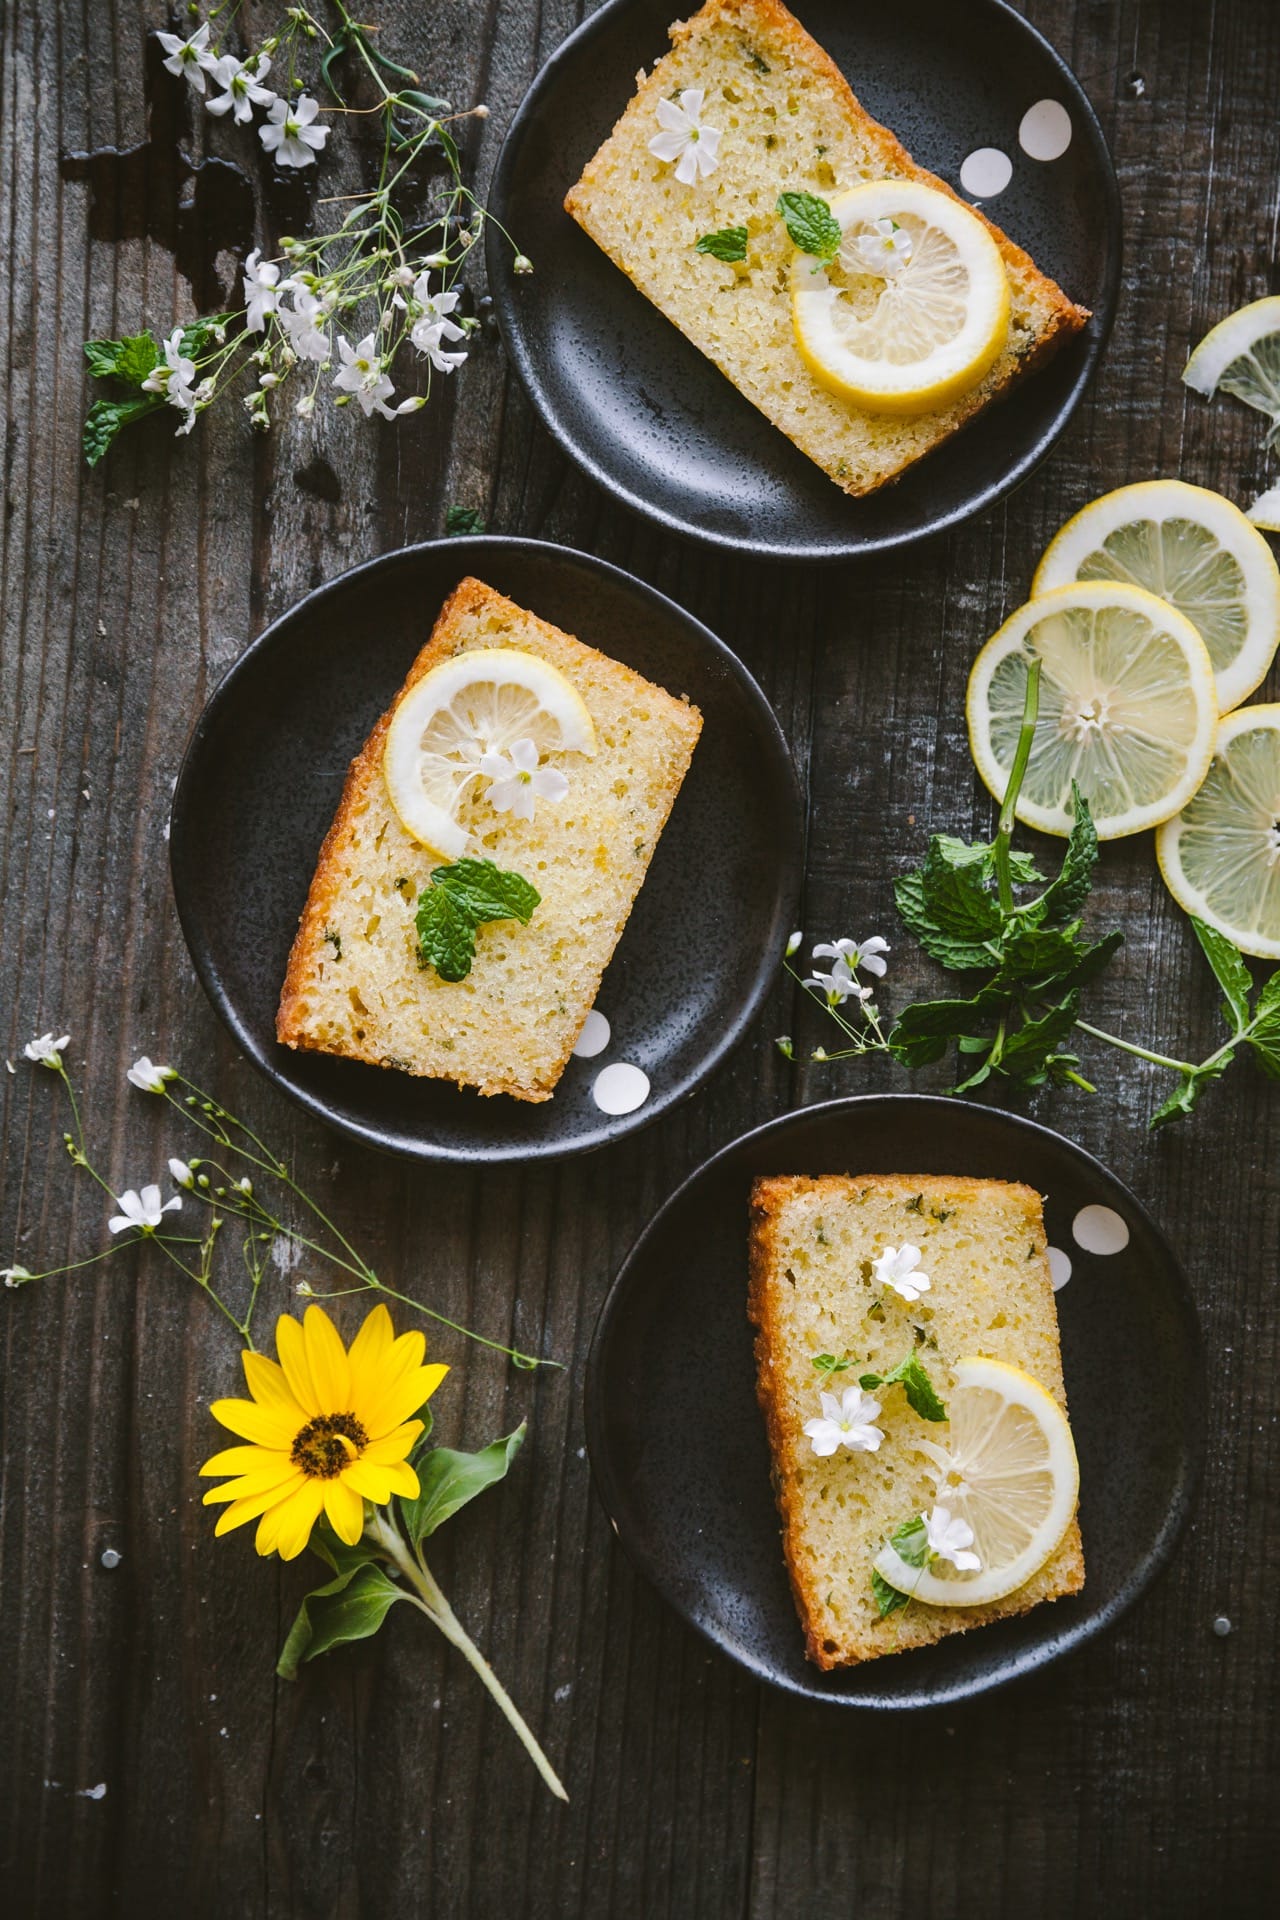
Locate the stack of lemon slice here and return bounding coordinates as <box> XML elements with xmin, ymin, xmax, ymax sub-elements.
<box><xmin>966</xmin><ymin>477</ymin><xmax>1280</xmax><ymax>952</ymax></box>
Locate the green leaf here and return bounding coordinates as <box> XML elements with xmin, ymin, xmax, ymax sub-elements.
<box><xmin>179</xmin><ymin>313</ymin><xmax>234</xmax><ymax>360</ymax></box>
<box><xmin>398</xmin><ymin>1422</ymin><xmax>526</xmax><ymax>1549</ymax></box>
<box><xmin>1252</xmin><ymin>966</ymin><xmax>1280</xmax><ymax>1021</ymax></box>
<box><xmin>995</xmin><ymin>994</ymin><xmax>1080</xmax><ymax>1075</ymax></box>
<box><xmin>871</xmin><ymin>1567</ymin><xmax>911</xmax><ymax>1618</ymax></box>
<box><xmin>276</xmin><ymin>1562</ymin><xmax>405</xmax><ymax>1680</ymax></box>
<box><xmin>887</xmin><ymin>986</ymin><xmax>1006</xmax><ymax>1067</ymax></box>
<box><xmin>860</xmin><ymin>1349</ymin><xmax>947</xmax><ymax>1422</ymax></box>
<box><xmin>1246</xmin><ymin>1020</ymin><xmax>1280</xmax><ymax>1080</ymax></box>
<box><xmin>307</xmin><ymin>1516</ymin><xmax>381</xmax><ymax>1581</ymax></box>
<box><xmin>1189</xmin><ymin>916</ymin><xmax>1253</xmax><ymax>1032</ymax></box>
<box><xmin>1148</xmin><ymin>1054</ymin><xmax>1235</xmax><ymax>1129</ymax></box>
<box><xmin>84</xmin><ymin>331</ymin><xmax>160</xmax><ymax>385</ymax></box>
<box><xmin>889</xmin><ymin>1512</ymin><xmax>930</xmax><ymax>1568</ymax></box>
<box><xmin>776</xmin><ymin>190</ymin><xmax>842</xmax><ymax>261</ymax></box>
<box><xmin>83</xmin><ymin>393</ymin><xmax>164</xmax><ymax>467</ymax></box>
<box><xmin>416</xmin><ymin>859</ymin><xmax>540</xmax><ymax>982</ymax></box>
<box><xmin>445</xmin><ymin>504</ymin><xmax>485</xmax><ymax>536</ymax></box>
<box><xmin>695</xmin><ymin>225</ymin><xmax>748</xmax><ymax>263</ymax></box>
<box><xmin>812</xmin><ymin>1351</ymin><xmax>851</xmax><ymax>1382</ymax></box>
<box><xmin>319</xmin><ymin>27</ymin><xmax>353</xmax><ymax>101</ymax></box>
<box><xmin>894</xmin><ymin>868</ymin><xmax>1000</xmax><ymax>971</ymax></box>
<box><xmin>1035</xmin><ymin>784</ymin><xmax>1098</xmax><ymax>923</ymax></box>
<box><xmin>399</xmin><ymin>88</ymin><xmax>453</xmax><ymax>118</ymax></box>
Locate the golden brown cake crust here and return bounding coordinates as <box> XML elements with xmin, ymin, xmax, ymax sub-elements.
<box><xmin>748</xmin><ymin>1173</ymin><xmax>1085</xmax><ymax>1669</ymax></box>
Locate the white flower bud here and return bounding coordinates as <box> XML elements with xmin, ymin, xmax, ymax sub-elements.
<box><xmin>295</xmin><ymin>394</ymin><xmax>316</xmax><ymax>418</ymax></box>
<box><xmin>513</xmin><ymin>254</ymin><xmax>534</xmax><ymax>275</ymax></box>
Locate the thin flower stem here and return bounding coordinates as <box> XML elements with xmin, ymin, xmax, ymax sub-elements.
<box><xmin>368</xmin><ymin>1512</ymin><xmax>568</xmax><ymax>1801</ymax></box>
<box><xmin>1072</xmin><ymin>1019</ymin><xmax>1198</xmax><ymax>1075</ymax></box>
<box><xmin>994</xmin><ymin>658</ymin><xmax>1042</xmax><ymax>915</ymax></box>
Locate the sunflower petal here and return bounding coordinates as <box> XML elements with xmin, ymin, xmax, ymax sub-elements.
<box><xmin>346</xmin><ymin>1303</ymin><xmax>396</xmax><ymax>1406</ymax></box>
<box><xmin>361</xmin><ymin>1420</ymin><xmax>423</xmax><ymax>1466</ymax></box>
<box><xmin>199</xmin><ymin>1444</ymin><xmax>293</xmax><ymax>1479</ymax></box>
<box><xmin>213</xmin><ymin>1475</ymin><xmax>305</xmax><ymax>1533</ymax></box>
<box><xmin>363</xmin><ymin>1362</ymin><xmax>449</xmax><ymax>1437</ymax></box>
<box><xmin>241</xmin><ymin>1350</ymin><xmax>308</xmax><ymax>1425</ymax></box>
<box><xmin>339</xmin><ymin>1460</ymin><xmax>397</xmax><ymax>1503</ymax></box>
<box><xmin>274</xmin><ymin>1313</ymin><xmax>320</xmax><ymax>1416</ymax></box>
<box><xmin>303</xmin><ymin>1304</ymin><xmax>352</xmax><ymax>1411</ymax></box>
<box><xmin>275</xmin><ymin>1480</ymin><xmax>326</xmax><ymax>1560</ymax></box>
<box><xmin>209</xmin><ymin>1396</ymin><xmax>298</xmax><ymax>1448</ymax></box>
<box><xmin>323</xmin><ymin>1477</ymin><xmax>365</xmax><ymax>1545</ymax></box>
<box><xmin>201</xmin><ymin>1455</ymin><xmax>302</xmax><ymax>1504</ymax></box>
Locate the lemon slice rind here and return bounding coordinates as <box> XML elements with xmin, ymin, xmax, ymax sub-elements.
<box><xmin>791</xmin><ymin>179</ymin><xmax>1010</xmax><ymax>414</ymax></box>
<box><xmin>872</xmin><ymin>1356</ymin><xmax>1079</xmax><ymax>1610</ymax></box>
<box><xmin>1183</xmin><ymin>294</ymin><xmax>1280</xmax><ymax>398</ymax></box>
<box><xmin>1032</xmin><ymin>479</ymin><xmax>1280</xmax><ymax>713</ymax></box>
<box><xmin>1156</xmin><ymin>702</ymin><xmax>1280</xmax><ymax>960</ymax></box>
<box><xmin>967</xmin><ymin>581</ymin><xmax>1219</xmax><ymax>840</ymax></box>
<box><xmin>383</xmin><ymin>647</ymin><xmax>596</xmax><ymax>859</ymax></box>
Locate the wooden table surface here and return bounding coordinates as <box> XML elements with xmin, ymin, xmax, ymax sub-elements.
<box><xmin>3</xmin><ymin>2</ymin><xmax>1276</xmax><ymax>1913</ymax></box>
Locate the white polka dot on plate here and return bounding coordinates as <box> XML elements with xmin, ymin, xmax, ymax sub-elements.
<box><xmin>959</xmin><ymin>147</ymin><xmax>1013</xmax><ymax>198</ymax></box>
<box><xmin>1047</xmin><ymin>1246</ymin><xmax>1072</xmax><ymax>1291</ymax></box>
<box><xmin>1072</xmin><ymin>1204</ymin><xmax>1130</xmax><ymax>1255</ymax></box>
<box><xmin>572</xmin><ymin>1009</ymin><xmax>611</xmax><ymax>1058</ymax></box>
<box><xmin>1019</xmin><ymin>99</ymin><xmax>1073</xmax><ymax>161</ymax></box>
<box><xmin>592</xmin><ymin>1062</ymin><xmax>650</xmax><ymax>1115</ymax></box>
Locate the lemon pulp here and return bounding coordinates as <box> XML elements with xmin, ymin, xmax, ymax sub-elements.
<box><xmin>1156</xmin><ymin>703</ymin><xmax>1280</xmax><ymax>959</ymax></box>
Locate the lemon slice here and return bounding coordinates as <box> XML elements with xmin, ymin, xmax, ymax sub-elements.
<box><xmin>967</xmin><ymin>582</ymin><xmax>1219</xmax><ymax>839</ymax></box>
<box><xmin>873</xmin><ymin>1357</ymin><xmax>1079</xmax><ymax>1609</ymax></box>
<box><xmin>791</xmin><ymin>179</ymin><xmax>1010</xmax><ymax>414</ymax></box>
<box><xmin>1032</xmin><ymin>480</ymin><xmax>1280</xmax><ymax>713</ymax></box>
<box><xmin>1247</xmin><ymin>484</ymin><xmax>1280</xmax><ymax>533</ymax></box>
<box><xmin>1183</xmin><ymin>295</ymin><xmax>1280</xmax><ymax>446</ymax></box>
<box><xmin>1156</xmin><ymin>703</ymin><xmax>1280</xmax><ymax>959</ymax></box>
<box><xmin>382</xmin><ymin>648</ymin><xmax>596</xmax><ymax>858</ymax></box>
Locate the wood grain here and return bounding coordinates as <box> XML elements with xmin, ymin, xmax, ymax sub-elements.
<box><xmin>1</xmin><ymin>1</ymin><xmax>1275</xmax><ymax>1914</ymax></box>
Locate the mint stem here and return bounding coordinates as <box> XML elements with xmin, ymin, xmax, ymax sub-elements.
<box><xmin>1072</xmin><ymin>1018</ymin><xmax>1198</xmax><ymax>1075</ymax></box>
<box><xmin>993</xmin><ymin>658</ymin><xmax>1042</xmax><ymax>914</ymax></box>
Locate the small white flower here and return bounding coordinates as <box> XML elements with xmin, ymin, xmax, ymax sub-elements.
<box><xmin>3</xmin><ymin>1264</ymin><xmax>32</xmax><ymax>1288</ymax></box>
<box><xmin>126</xmin><ymin>1056</ymin><xmax>174</xmax><ymax>1093</ymax></box>
<box><xmin>332</xmin><ymin>332</ymin><xmax>411</xmax><ymax>418</ymax></box>
<box><xmin>168</xmin><ymin>1158</ymin><xmax>195</xmax><ymax>1189</ymax></box>
<box><xmin>408</xmin><ymin>276</ymin><xmax>468</xmax><ymax>373</ymax></box>
<box><xmin>24</xmin><ymin>1031</ymin><xmax>70</xmax><ymax>1068</ymax></box>
<box><xmin>873</xmin><ymin>1242</ymin><xmax>931</xmax><ymax>1302</ymax></box>
<box><xmin>141</xmin><ymin>328</ymin><xmax>198</xmax><ymax>418</ymax></box>
<box><xmin>260</xmin><ymin>92</ymin><xmax>329</xmax><ymax>169</ymax></box>
<box><xmin>802</xmin><ymin>957</ymin><xmax>871</xmax><ymax>1008</ymax></box>
<box><xmin>922</xmin><ymin>1504</ymin><xmax>981</xmax><ymax>1572</ymax></box>
<box><xmin>235</xmin><ymin>1176</ymin><xmax>253</xmax><ymax>1196</ymax></box>
<box><xmin>917</xmin><ymin>1437</ymin><xmax>971</xmax><ymax>1501</ymax></box>
<box><xmin>481</xmin><ymin>739</ymin><xmax>569</xmax><ymax>821</ymax></box>
<box><xmin>295</xmin><ymin>1279</ymin><xmax>315</xmax><ymax>1297</ymax></box>
<box><xmin>854</xmin><ymin>216</ymin><xmax>914</xmax><ymax>275</ymax></box>
<box><xmin>295</xmin><ymin>393</ymin><xmax>316</xmax><ymax>419</ymax></box>
<box><xmin>157</xmin><ymin>23</ymin><xmax>218</xmax><ymax>94</ymax></box>
<box><xmin>279</xmin><ymin>288</ymin><xmax>331</xmax><ymax>364</ymax></box>
<box><xmin>242</xmin><ymin>248</ymin><xmax>288</xmax><ymax>330</ymax></box>
<box><xmin>205</xmin><ymin>51</ymin><xmax>275</xmax><ymax>123</ymax></box>
<box><xmin>803</xmin><ymin>1387</ymin><xmax>884</xmax><ymax>1458</ymax></box>
<box><xmin>512</xmin><ymin>253</ymin><xmax>534</xmax><ymax>275</ymax></box>
<box><xmin>648</xmin><ymin>87</ymin><xmax>722</xmax><ymax>184</ymax></box>
<box><xmin>108</xmin><ymin>1184</ymin><xmax>182</xmax><ymax>1235</ymax></box>
<box><xmin>785</xmin><ymin>929</ymin><xmax>803</xmax><ymax>957</ymax></box>
<box><xmin>812</xmin><ymin>935</ymin><xmax>890</xmax><ymax>978</ymax></box>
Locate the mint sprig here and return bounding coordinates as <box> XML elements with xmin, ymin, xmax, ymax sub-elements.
<box><xmin>859</xmin><ymin>1349</ymin><xmax>946</xmax><ymax>1422</ymax></box>
<box><xmin>871</xmin><ymin>1513</ymin><xmax>930</xmax><ymax>1617</ymax></box>
<box><xmin>695</xmin><ymin>224</ymin><xmax>748</xmax><ymax>263</ymax></box>
<box><xmin>776</xmin><ymin>190</ymin><xmax>841</xmax><ymax>263</ymax></box>
<box><xmin>415</xmin><ymin>858</ymin><xmax>540</xmax><ymax>982</ymax></box>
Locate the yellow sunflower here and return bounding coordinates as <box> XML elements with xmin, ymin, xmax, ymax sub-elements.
<box><xmin>200</xmin><ymin>1302</ymin><xmax>447</xmax><ymax>1560</ymax></box>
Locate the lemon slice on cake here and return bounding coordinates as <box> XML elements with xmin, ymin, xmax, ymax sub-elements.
<box><xmin>791</xmin><ymin>180</ymin><xmax>1010</xmax><ymax>414</ymax></box>
<box><xmin>1032</xmin><ymin>480</ymin><xmax>1280</xmax><ymax>713</ymax></box>
<box><xmin>383</xmin><ymin>647</ymin><xmax>597</xmax><ymax>859</ymax></box>
<box><xmin>967</xmin><ymin>582</ymin><xmax>1219</xmax><ymax>838</ymax></box>
<box><xmin>873</xmin><ymin>1357</ymin><xmax>1079</xmax><ymax>1609</ymax></box>
<box><xmin>1183</xmin><ymin>295</ymin><xmax>1280</xmax><ymax>443</ymax></box>
<box><xmin>1156</xmin><ymin>703</ymin><xmax>1280</xmax><ymax>958</ymax></box>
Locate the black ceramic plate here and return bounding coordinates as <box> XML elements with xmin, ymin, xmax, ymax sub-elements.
<box><xmin>487</xmin><ymin>0</ymin><xmax>1121</xmax><ymax>560</ymax></box>
<box><xmin>585</xmin><ymin>1096</ymin><xmax>1202</xmax><ymax>1706</ymax></box>
<box><xmin>169</xmin><ymin>538</ymin><xmax>802</xmax><ymax>1163</ymax></box>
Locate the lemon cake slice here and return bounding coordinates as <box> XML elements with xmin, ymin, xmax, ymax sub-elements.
<box><xmin>565</xmin><ymin>0</ymin><xmax>1089</xmax><ymax>497</ymax></box>
<box><xmin>276</xmin><ymin>578</ymin><xmax>702</xmax><ymax>1101</ymax></box>
<box><xmin>748</xmin><ymin>1173</ymin><xmax>1084</xmax><ymax>1667</ymax></box>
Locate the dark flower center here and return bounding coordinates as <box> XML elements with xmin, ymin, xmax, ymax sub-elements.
<box><xmin>291</xmin><ymin>1411</ymin><xmax>369</xmax><ymax>1479</ymax></box>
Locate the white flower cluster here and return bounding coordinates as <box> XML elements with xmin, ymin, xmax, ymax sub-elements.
<box><xmin>157</xmin><ymin>25</ymin><xmax>329</xmax><ymax>169</ymax></box>
<box><xmin>800</xmin><ymin>934</ymin><xmax>890</xmax><ymax>1008</ymax></box>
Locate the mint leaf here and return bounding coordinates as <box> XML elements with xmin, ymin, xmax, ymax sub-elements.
<box><xmin>1035</xmin><ymin>784</ymin><xmax>1098</xmax><ymax>923</ymax></box>
<box><xmin>397</xmin><ymin>1422</ymin><xmax>526</xmax><ymax>1548</ymax></box>
<box><xmin>860</xmin><ymin>1349</ymin><xmax>946</xmax><ymax>1421</ymax></box>
<box><xmin>776</xmin><ymin>190</ymin><xmax>841</xmax><ymax>261</ymax></box>
<box><xmin>1247</xmin><ymin>1017</ymin><xmax>1280</xmax><ymax>1080</ymax></box>
<box><xmin>889</xmin><ymin>1512</ymin><xmax>930</xmax><ymax>1568</ymax></box>
<box><xmin>812</xmin><ymin>1352</ymin><xmax>851</xmax><ymax>1382</ymax></box>
<box><xmin>1149</xmin><ymin>1054</ymin><xmax>1236</xmax><ymax>1129</ymax></box>
<box><xmin>1190</xmin><ymin>916</ymin><xmax>1252</xmax><ymax>1031</ymax></box>
<box><xmin>695</xmin><ymin>224</ymin><xmax>748</xmax><ymax>262</ymax></box>
<box><xmin>84</xmin><ymin>332</ymin><xmax>161</xmax><ymax>385</ymax></box>
<box><xmin>888</xmin><ymin>985</ymin><xmax>1007</xmax><ymax>1067</ymax></box>
<box><xmin>416</xmin><ymin>859</ymin><xmax>540</xmax><ymax>982</ymax></box>
<box><xmin>276</xmin><ymin>1561</ymin><xmax>405</xmax><ymax>1680</ymax></box>
<box><xmin>445</xmin><ymin>504</ymin><xmax>485</xmax><ymax>535</ymax></box>
<box><xmin>997</xmin><ymin>994</ymin><xmax>1080</xmax><ymax>1075</ymax></box>
<box><xmin>83</xmin><ymin>393</ymin><xmax>164</xmax><ymax>467</ymax></box>
<box><xmin>871</xmin><ymin>1568</ymin><xmax>911</xmax><ymax>1618</ymax></box>
<box><xmin>1252</xmin><ymin>967</ymin><xmax>1280</xmax><ymax>1021</ymax></box>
